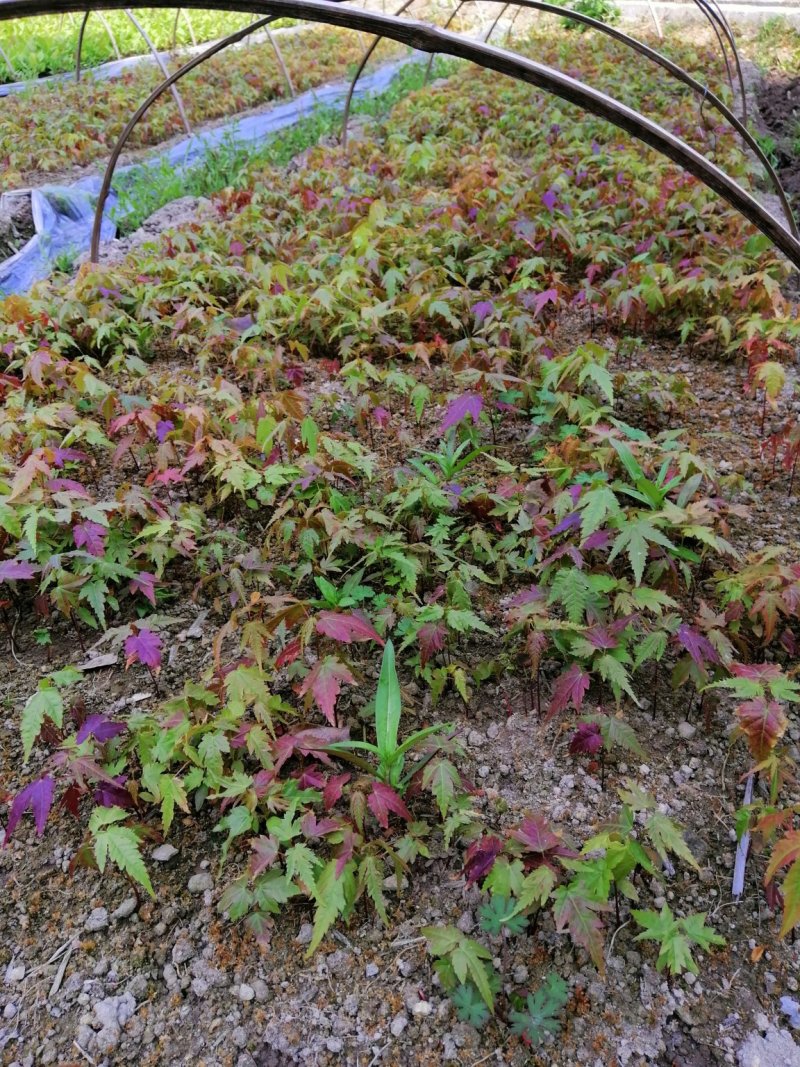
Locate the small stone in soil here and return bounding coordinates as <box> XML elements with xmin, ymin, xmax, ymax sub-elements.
<box><xmin>187</xmin><ymin>872</ymin><xmax>213</xmax><ymax>894</ymax></box>
<box><xmin>112</xmin><ymin>897</ymin><xmax>137</xmax><ymax>921</ymax></box>
<box><xmin>84</xmin><ymin>907</ymin><xmax>109</xmax><ymax>932</ymax></box>
<box><xmin>152</xmin><ymin>844</ymin><xmax>179</xmax><ymax>862</ymax></box>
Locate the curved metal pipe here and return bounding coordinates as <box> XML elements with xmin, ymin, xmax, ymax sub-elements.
<box><xmin>89</xmin><ymin>15</ymin><xmax>277</xmax><ymax>261</ymax></box>
<box><xmin>691</xmin><ymin>0</ymin><xmax>735</xmax><ymax>107</ymax></box>
<box><xmin>341</xmin><ymin>0</ymin><xmax>415</xmax><ymax>153</ymax></box>
<box><xmin>124</xmin><ymin>9</ymin><xmax>192</xmax><ymax>136</ymax></box>
<box><xmin>3</xmin><ymin>0</ymin><xmax>799</xmax><ymax>268</ymax></box>
<box><xmin>342</xmin><ymin>0</ymin><xmax>795</xmax><ymax>233</ymax></box>
<box><xmin>98</xmin><ymin>11</ymin><xmax>122</xmax><ymax>57</ymax></box>
<box><xmin>701</xmin><ymin>0</ymin><xmax>747</xmax><ymax>125</ymax></box>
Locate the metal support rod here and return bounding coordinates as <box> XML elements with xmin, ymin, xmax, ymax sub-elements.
<box><xmin>124</xmin><ymin>9</ymin><xmax>192</xmax><ymax>136</ymax></box>
<box><xmin>97</xmin><ymin>10</ymin><xmax>121</xmax><ymax>57</ymax></box>
<box><xmin>3</xmin><ymin>0</ymin><xmax>799</xmax><ymax>267</ymax></box>
<box><xmin>423</xmin><ymin>0</ymin><xmax>463</xmax><ymax>83</ymax></box>
<box><xmin>701</xmin><ymin>0</ymin><xmax>747</xmax><ymax>125</ymax></box>
<box><xmin>89</xmin><ymin>15</ymin><xmax>277</xmax><ymax>262</ymax></box>
<box><xmin>266</xmin><ymin>25</ymin><xmax>295</xmax><ymax>96</ymax></box>
<box><xmin>0</xmin><ymin>39</ymin><xmax>15</xmax><ymax>80</ymax></box>
<box><xmin>646</xmin><ymin>0</ymin><xmax>662</xmax><ymax>40</ymax></box>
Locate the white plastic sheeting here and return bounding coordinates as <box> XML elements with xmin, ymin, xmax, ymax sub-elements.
<box><xmin>0</xmin><ymin>53</ymin><xmax>423</xmax><ymax>294</ymax></box>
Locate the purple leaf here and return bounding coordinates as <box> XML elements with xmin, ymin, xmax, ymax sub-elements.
<box><xmin>569</xmin><ymin>721</ymin><xmax>603</xmax><ymax>756</ymax></box>
<box><xmin>124</xmin><ymin>627</ymin><xmax>163</xmax><ymax>671</ymax></box>
<box><xmin>463</xmin><ymin>834</ymin><xmax>504</xmax><ymax>885</ymax></box>
<box><xmin>73</xmin><ymin>521</ymin><xmax>107</xmax><ymax>557</ymax></box>
<box><xmin>129</xmin><ymin>572</ymin><xmax>157</xmax><ymax>607</ymax></box>
<box><xmin>546</xmin><ymin>663</ymin><xmax>590</xmax><ymax>721</ymax></box>
<box><xmin>4</xmin><ymin>775</ymin><xmax>55</xmax><ymax>843</ymax></box>
<box><xmin>76</xmin><ymin>714</ymin><xmax>126</xmax><ymax>745</ymax></box>
<box><xmin>542</xmin><ymin>188</ymin><xmax>558</xmax><ymax>212</ymax></box>
<box><xmin>533</xmin><ymin>288</ymin><xmax>559</xmax><ymax>315</ymax></box>
<box><xmin>441</xmin><ymin>393</ymin><xmax>484</xmax><ymax>433</ymax></box>
<box><xmin>372</xmin><ymin>406</ymin><xmax>391</xmax><ymax>428</ymax></box>
<box><xmin>156</xmin><ymin>420</ymin><xmax>175</xmax><ymax>443</ymax></box>
<box><xmin>52</xmin><ymin>447</ymin><xmax>88</xmax><ymax>468</ymax></box>
<box><xmin>94</xmin><ymin>775</ymin><xmax>133</xmax><ymax>809</ymax></box>
<box><xmin>0</xmin><ymin>559</ymin><xmax>38</xmax><ymax>582</ymax></box>
<box><xmin>471</xmin><ymin>299</ymin><xmax>494</xmax><ymax>326</ymax></box>
<box><xmin>676</xmin><ymin>624</ymin><xmax>719</xmax><ymax>669</ymax></box>
<box><xmin>418</xmin><ymin>620</ymin><xmax>447</xmax><ymax>667</ymax></box>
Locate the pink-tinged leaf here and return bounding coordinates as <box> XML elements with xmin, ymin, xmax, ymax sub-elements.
<box><xmin>507</xmin><ymin>586</ymin><xmax>544</xmax><ymax>609</ymax></box>
<box><xmin>367</xmin><ymin>782</ymin><xmax>411</xmax><ymax>829</ymax></box>
<box><xmin>276</xmin><ymin>637</ymin><xmax>302</xmax><ymax>669</ymax></box>
<box><xmin>546</xmin><ymin>664</ymin><xmax>590</xmax><ymax>720</ymax></box>
<box><xmin>4</xmin><ymin>775</ymin><xmax>55</xmax><ymax>843</ymax></box>
<box><xmin>541</xmin><ymin>188</ymin><xmax>558</xmax><ymax>212</ymax></box>
<box><xmin>323</xmin><ymin>772</ymin><xmax>351</xmax><ymax>810</ymax></box>
<box><xmin>297</xmin><ymin>766</ymin><xmax>326</xmax><ymax>790</ymax></box>
<box><xmin>46</xmin><ymin>478</ymin><xmax>90</xmax><ymax>496</ymax></box>
<box><xmin>372</xmin><ymin>406</ymin><xmax>391</xmax><ymax>428</ymax></box>
<box><xmin>731</xmin><ymin>662</ymin><xmax>782</xmax><ymax>682</ymax></box>
<box><xmin>148</xmin><ymin>468</ymin><xmax>184</xmax><ymax>487</ymax></box>
<box><xmin>533</xmin><ymin>287</ymin><xmax>559</xmax><ymax>314</ymax></box>
<box><xmin>335</xmin><ymin>827</ymin><xmax>357</xmax><ymax>877</ymax></box>
<box><xmin>569</xmin><ymin>721</ymin><xmax>603</xmax><ymax>756</ymax></box>
<box><xmin>156</xmin><ymin>419</ymin><xmax>175</xmax><ymax>443</ymax></box>
<box><xmin>418</xmin><ymin>621</ymin><xmax>447</xmax><ymax>667</ymax></box>
<box><xmin>737</xmin><ymin>698</ymin><xmax>787</xmax><ymax>762</ymax></box>
<box><xmin>76</xmin><ymin>715</ymin><xmax>126</xmax><ymax>745</ymax></box>
<box><xmin>675</xmin><ymin>624</ymin><xmax>718</xmax><ymax>670</ymax></box>
<box><xmin>129</xmin><ymin>572</ymin><xmax>157</xmax><ymax>606</ymax></box>
<box><xmin>0</xmin><ymin>559</ymin><xmax>38</xmax><ymax>581</ymax></box>
<box><xmin>464</xmin><ymin>834</ymin><xmax>504</xmax><ymax>885</ymax></box>
<box><xmin>472</xmin><ymin>299</ymin><xmax>494</xmax><ymax>326</ymax></box>
<box><xmin>297</xmin><ymin>657</ymin><xmax>356</xmax><ymax>725</ymax></box>
<box><xmin>73</xmin><ymin>520</ymin><xmax>107</xmax><ymax>557</ymax></box>
<box><xmin>583</xmin><ymin>529</ymin><xmax>612</xmax><ymax>551</ymax></box>
<box><xmin>440</xmin><ymin>393</ymin><xmax>483</xmax><ymax>433</ymax></box>
<box><xmin>52</xmin><ymin>446</ymin><xmax>88</xmax><ymax>468</ymax></box>
<box><xmin>510</xmin><ymin>814</ymin><xmax>563</xmax><ymax>854</ymax></box>
<box><xmin>249</xmin><ymin>835</ymin><xmax>279</xmax><ymax>877</ymax></box>
<box><xmin>124</xmin><ymin>627</ymin><xmax>163</xmax><ymax>671</ymax></box>
<box><xmin>315</xmin><ymin>611</ymin><xmax>384</xmax><ymax>646</ymax></box>
<box><xmin>301</xmin><ymin>812</ymin><xmax>342</xmax><ymax>838</ymax></box>
<box><xmin>272</xmin><ymin>726</ymin><xmax>350</xmax><ymax>772</ymax></box>
<box><xmin>553</xmin><ymin>887</ymin><xmax>608</xmax><ymax>972</ymax></box>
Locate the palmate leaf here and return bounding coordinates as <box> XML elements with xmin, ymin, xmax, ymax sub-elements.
<box><xmin>452</xmin><ymin>983</ymin><xmax>491</xmax><ymax>1028</ymax></box>
<box><xmin>91</xmin><ymin>811</ymin><xmax>154</xmax><ymax>899</ymax></box>
<box><xmin>547</xmin><ymin>663</ymin><xmax>590</xmax><ymax>720</ymax></box>
<box><xmin>608</xmin><ymin>518</ymin><xmax>676</xmax><ymax>586</ymax></box>
<box><xmin>358</xmin><ymin>854</ymin><xmax>389</xmax><ymax>925</ymax></box>
<box><xmin>552</xmin><ymin>884</ymin><xmax>608</xmax><ymax>971</ymax></box>
<box><xmin>478</xmin><ymin>895</ymin><xmax>529</xmax><ymax>935</ymax></box>
<box><xmin>21</xmin><ymin>684</ymin><xmax>64</xmax><ymax>761</ymax></box>
<box><xmin>509</xmin><ymin>974</ymin><xmax>569</xmax><ymax>1045</ymax></box>
<box><xmin>646</xmin><ymin>812</ymin><xmax>700</xmax><ymax>871</ymax></box>
<box><xmin>423</xmin><ymin>926</ymin><xmax>494</xmax><ymax>1010</ymax></box>
<box><xmin>306</xmin><ymin>858</ymin><xmax>355</xmax><ymax>958</ymax></box>
<box><xmin>632</xmin><ymin>905</ymin><xmax>724</xmax><ymax>975</ymax></box>
<box><xmin>735</xmin><ymin>698</ymin><xmax>788</xmax><ymax>761</ymax></box>
<box><xmin>298</xmin><ymin>656</ymin><xmax>356</xmax><ymax>725</ymax></box>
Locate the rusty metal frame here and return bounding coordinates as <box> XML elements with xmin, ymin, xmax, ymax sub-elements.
<box><xmin>2</xmin><ymin>0</ymin><xmax>799</xmax><ymax>269</ymax></box>
<box><xmin>340</xmin><ymin>0</ymin><xmax>794</xmax><ymax>234</ymax></box>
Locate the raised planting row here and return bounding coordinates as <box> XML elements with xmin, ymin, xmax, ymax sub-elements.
<box><xmin>0</xmin><ymin>24</ymin><xmax>396</xmax><ymax>184</ymax></box>
<box><xmin>1</xmin><ymin>25</ymin><xmax>800</xmax><ymax>1061</ymax></box>
<box><xmin>0</xmin><ymin>8</ymin><xmax>291</xmax><ymax>83</ymax></box>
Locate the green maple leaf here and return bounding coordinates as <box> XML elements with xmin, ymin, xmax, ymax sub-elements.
<box><xmin>509</xmin><ymin>973</ymin><xmax>569</xmax><ymax>1045</ymax></box>
<box><xmin>21</xmin><ymin>684</ymin><xmax>64</xmax><ymax>761</ymax></box>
